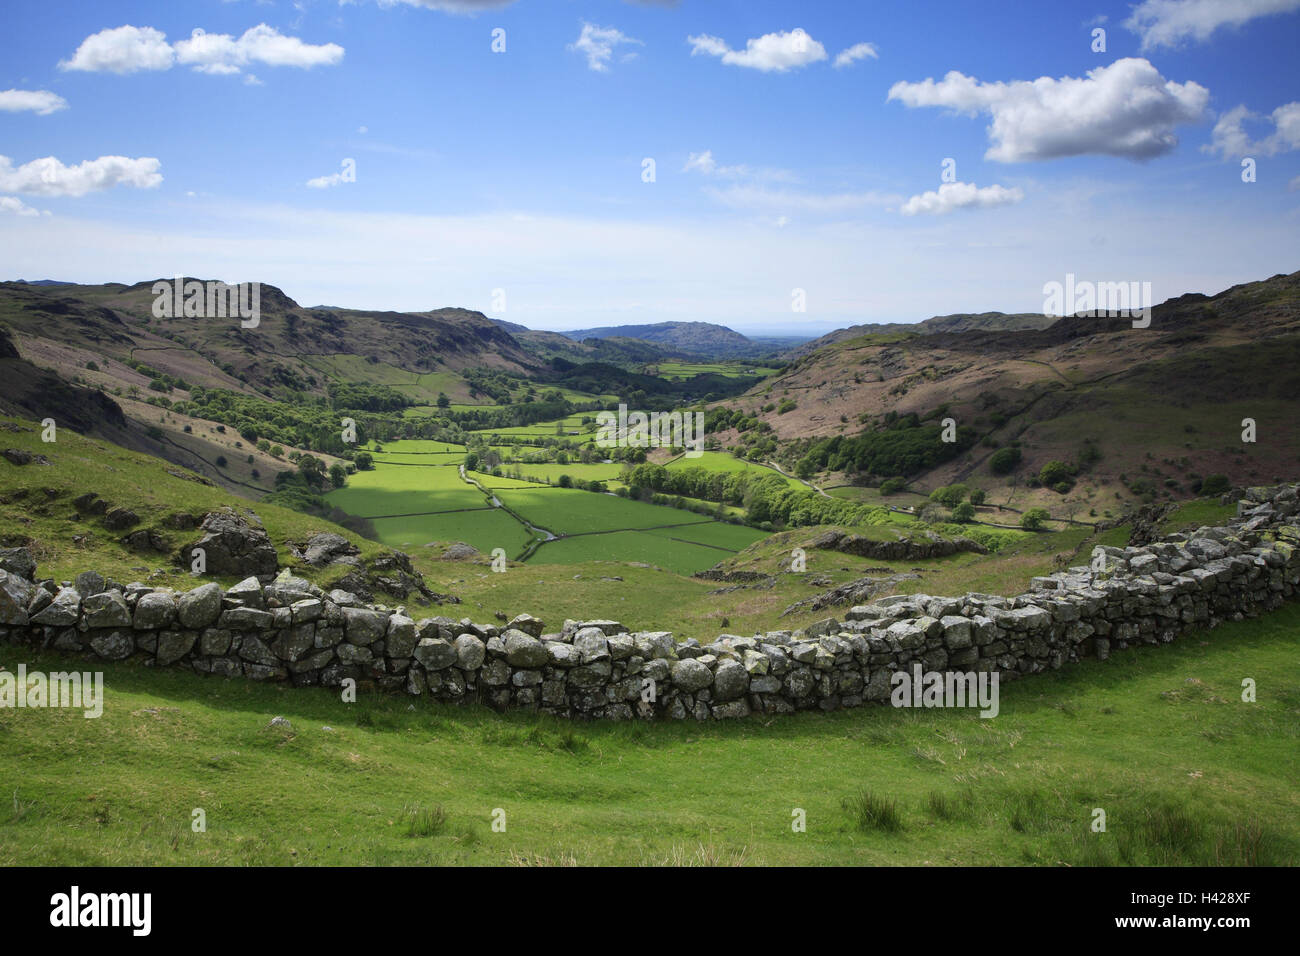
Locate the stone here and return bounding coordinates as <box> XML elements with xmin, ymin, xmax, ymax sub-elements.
<box><xmin>503</xmin><ymin>629</ymin><xmax>548</xmax><ymax>667</ymax></box>
<box><xmin>31</xmin><ymin>587</ymin><xmax>80</xmax><ymax>626</ymax></box>
<box><xmin>712</xmin><ymin>659</ymin><xmax>749</xmax><ymax>702</ymax></box>
<box><xmin>413</xmin><ymin>637</ymin><xmax>457</xmax><ymax>671</ymax></box>
<box><xmin>670</xmin><ymin>658</ymin><xmax>712</xmax><ymax>693</ymax></box>
<box><xmin>386</xmin><ymin>615</ymin><xmax>418</xmax><ymax>658</ymax></box>
<box><xmin>573</xmin><ymin>627</ymin><xmax>610</xmax><ymax>664</ymax></box>
<box><xmin>0</xmin><ymin>547</ymin><xmax>37</xmax><ymax>580</ymax></box>
<box><xmin>89</xmin><ymin>629</ymin><xmax>135</xmax><ymax>660</ymax></box>
<box><xmin>156</xmin><ymin>630</ymin><xmax>198</xmax><ymax>666</ymax></box>
<box><xmin>453</xmin><ymin>633</ymin><xmax>486</xmax><ymax>670</ymax></box>
<box><xmin>181</xmin><ymin>511</ymin><xmax>278</xmax><ymax>577</ymax></box>
<box><xmin>507</xmin><ymin>613</ymin><xmax>544</xmax><ymax>637</ymax></box>
<box><xmin>343</xmin><ymin>607</ymin><xmax>388</xmax><ymax>645</ymax></box>
<box><xmin>82</xmin><ymin>591</ymin><xmax>131</xmax><ymax>628</ymax></box>
<box><xmin>133</xmin><ymin>591</ymin><xmax>177</xmax><ymax>629</ymax></box>
<box><xmin>177</xmin><ymin>582</ymin><xmax>224</xmax><ymax>629</ymax></box>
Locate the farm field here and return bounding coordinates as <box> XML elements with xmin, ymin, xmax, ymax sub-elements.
<box><xmin>495</xmin><ymin>487</ymin><xmax>720</xmax><ymax>535</ymax></box>
<box><xmin>326</xmin><ymin>461</ymin><xmax>482</xmax><ymax>517</ymax></box>
<box><xmin>371</xmin><ymin>508</ymin><xmax>534</xmax><ymax>556</ymax></box>
<box><xmin>529</xmin><ymin>528</ymin><xmax>743</xmax><ymax>574</ymax></box>
<box><xmin>665</xmin><ymin>451</ymin><xmax>805</xmax><ymax>488</ymax></box>
<box><xmin>651</xmin><ymin>361</ymin><xmax>777</xmax><ymax>379</ymax></box>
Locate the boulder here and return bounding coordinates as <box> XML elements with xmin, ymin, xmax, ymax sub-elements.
<box><xmin>133</xmin><ymin>591</ymin><xmax>177</xmax><ymax>629</ymax></box>
<box><xmin>0</xmin><ymin>569</ymin><xmax>36</xmax><ymax>625</ymax></box>
<box><xmin>180</xmin><ymin>510</ymin><xmax>278</xmax><ymax>577</ymax></box>
<box><xmin>0</xmin><ymin>547</ymin><xmax>36</xmax><ymax>581</ymax></box>
<box><xmin>177</xmin><ymin>582</ymin><xmax>223</xmax><ymax>629</ymax></box>
<box><xmin>82</xmin><ymin>591</ymin><xmax>131</xmax><ymax>628</ymax></box>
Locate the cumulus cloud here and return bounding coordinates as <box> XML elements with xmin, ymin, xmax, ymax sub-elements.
<box><xmin>0</xmin><ymin>196</ymin><xmax>44</xmax><ymax>217</ymax></box>
<box><xmin>1204</xmin><ymin>101</ymin><xmax>1300</xmax><ymax>158</ymax></box>
<box><xmin>1125</xmin><ymin>0</ymin><xmax>1300</xmax><ymax>50</ymax></box>
<box><xmin>175</xmin><ymin>25</ymin><xmax>344</xmax><ymax>73</ymax></box>
<box><xmin>568</xmin><ymin>23</ymin><xmax>642</xmax><ymax>72</ymax></box>
<box><xmin>60</xmin><ymin>23</ymin><xmax>342</xmax><ymax>77</ymax></box>
<box><xmin>687</xmin><ymin>28</ymin><xmax>827</xmax><ymax>72</ymax></box>
<box><xmin>0</xmin><ymin>89</ymin><xmax>69</xmax><ymax>115</ymax></box>
<box><xmin>900</xmin><ymin>181</ymin><xmax>1024</xmax><ymax>216</ymax></box>
<box><xmin>60</xmin><ymin>25</ymin><xmax>175</xmax><ymax>73</ymax></box>
<box><xmin>833</xmin><ymin>42</ymin><xmax>878</xmax><ymax>69</ymax></box>
<box><xmin>888</xmin><ymin>58</ymin><xmax>1208</xmax><ymax>162</ymax></box>
<box><xmin>0</xmin><ymin>155</ymin><xmax>162</xmax><ymax>197</ymax></box>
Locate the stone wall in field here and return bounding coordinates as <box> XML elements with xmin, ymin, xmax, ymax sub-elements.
<box><xmin>1</xmin><ymin>485</ymin><xmax>1297</xmax><ymax>720</ymax></box>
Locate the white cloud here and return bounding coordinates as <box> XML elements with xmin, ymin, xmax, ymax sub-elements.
<box><xmin>1125</xmin><ymin>0</ymin><xmax>1300</xmax><ymax>50</ymax></box>
<box><xmin>888</xmin><ymin>58</ymin><xmax>1208</xmax><ymax>162</ymax></box>
<box><xmin>0</xmin><ymin>196</ymin><xmax>43</xmax><ymax>217</ymax></box>
<box><xmin>175</xmin><ymin>25</ymin><xmax>344</xmax><ymax>74</ymax></box>
<box><xmin>60</xmin><ymin>23</ymin><xmax>343</xmax><ymax>77</ymax></box>
<box><xmin>568</xmin><ymin>22</ymin><xmax>642</xmax><ymax>73</ymax></box>
<box><xmin>687</xmin><ymin>29</ymin><xmax>827</xmax><ymax>73</ymax></box>
<box><xmin>1204</xmin><ymin>102</ymin><xmax>1300</xmax><ymax>158</ymax></box>
<box><xmin>0</xmin><ymin>90</ymin><xmax>69</xmax><ymax>115</ymax></box>
<box><xmin>306</xmin><ymin>172</ymin><xmax>347</xmax><ymax>189</ymax></box>
<box><xmin>0</xmin><ymin>155</ymin><xmax>162</xmax><ymax>197</ymax></box>
<box><xmin>682</xmin><ymin>150</ymin><xmax>798</xmax><ymax>184</ymax></box>
<box><xmin>1289</xmin><ymin>174</ymin><xmax>1300</xmax><ymax>191</ymax></box>
<box><xmin>900</xmin><ymin>181</ymin><xmax>1024</xmax><ymax>216</ymax></box>
<box><xmin>60</xmin><ymin>25</ymin><xmax>175</xmax><ymax>73</ymax></box>
<box><xmin>833</xmin><ymin>42</ymin><xmax>878</xmax><ymax>69</ymax></box>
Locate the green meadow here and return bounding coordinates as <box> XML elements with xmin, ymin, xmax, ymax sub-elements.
<box><xmin>3</xmin><ymin>603</ymin><xmax>1295</xmax><ymax>865</ymax></box>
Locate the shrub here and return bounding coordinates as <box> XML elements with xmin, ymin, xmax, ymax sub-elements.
<box><xmin>1020</xmin><ymin>508</ymin><xmax>1049</xmax><ymax>530</ymax></box>
<box><xmin>989</xmin><ymin>446</ymin><xmax>1021</xmax><ymax>474</ymax></box>
<box><xmin>952</xmin><ymin>501</ymin><xmax>976</xmax><ymax>523</ymax></box>
<box><xmin>879</xmin><ymin>477</ymin><xmax>907</xmax><ymax>495</ymax></box>
<box><xmin>215</xmin><ymin>455</ymin><xmax>228</xmax><ymax>468</ymax></box>
<box><xmin>1039</xmin><ymin>460</ymin><xmax>1074</xmax><ymax>488</ymax></box>
<box><xmin>1200</xmin><ymin>474</ymin><xmax>1231</xmax><ymax>496</ymax></box>
<box><xmin>969</xmin><ymin>488</ymin><xmax>986</xmax><ymax>506</ymax></box>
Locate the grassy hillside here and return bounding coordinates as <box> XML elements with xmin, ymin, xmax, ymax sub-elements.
<box><xmin>3</xmin><ymin>603</ymin><xmax>1295</xmax><ymax>865</ymax></box>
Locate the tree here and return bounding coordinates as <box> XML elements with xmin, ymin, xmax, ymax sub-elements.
<box><xmin>1039</xmin><ymin>460</ymin><xmax>1075</xmax><ymax>489</ymax></box>
<box><xmin>329</xmin><ymin>463</ymin><xmax>347</xmax><ymax>487</ymax></box>
<box><xmin>436</xmin><ymin>392</ymin><xmax>451</xmax><ymax>409</ymax></box>
<box><xmin>930</xmin><ymin>484</ymin><xmax>969</xmax><ymax>507</ymax></box>
<box><xmin>952</xmin><ymin>501</ymin><xmax>976</xmax><ymax>523</ymax></box>
<box><xmin>464</xmin><ymin>452</ymin><xmax>479</xmax><ymax>471</ymax></box>
<box><xmin>1021</xmin><ymin>507</ymin><xmax>1050</xmax><ymax>530</ymax></box>
<box><xmin>969</xmin><ymin>488</ymin><xmax>986</xmax><ymax>506</ymax></box>
<box><xmin>354</xmin><ymin>451</ymin><xmax>374</xmax><ymax>471</ymax></box>
<box><xmin>989</xmin><ymin>446</ymin><xmax>1022</xmax><ymax>475</ymax></box>
<box><xmin>558</xmin><ymin>474</ymin><xmax>572</xmax><ymax>488</ymax></box>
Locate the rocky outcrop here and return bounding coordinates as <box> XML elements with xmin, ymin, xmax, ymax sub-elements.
<box><xmin>178</xmin><ymin>510</ymin><xmax>279</xmax><ymax>577</ymax></box>
<box><xmin>2</xmin><ymin>485</ymin><xmax>1299</xmax><ymax>721</ymax></box>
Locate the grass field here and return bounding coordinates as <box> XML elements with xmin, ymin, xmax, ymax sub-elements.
<box><xmin>371</xmin><ymin>508</ymin><xmax>534</xmax><ymax>556</ymax></box>
<box><xmin>652</xmin><ymin>361</ymin><xmax>777</xmax><ymax>380</ymax></box>
<box><xmin>4</xmin><ymin>603</ymin><xmax>1295</xmax><ymax>865</ymax></box>
<box><xmin>665</xmin><ymin>451</ymin><xmax>804</xmax><ymax>489</ymax></box>
<box><xmin>326</xmin><ymin>461</ymin><xmax>484</xmax><ymax>518</ymax></box>
<box><xmin>496</xmin><ymin>487</ymin><xmax>719</xmax><ymax>536</ymax></box>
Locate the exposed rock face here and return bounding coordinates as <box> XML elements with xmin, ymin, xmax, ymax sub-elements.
<box><xmin>0</xmin><ymin>547</ymin><xmax>36</xmax><ymax>581</ymax></box>
<box><xmin>180</xmin><ymin>510</ymin><xmax>279</xmax><ymax>577</ymax></box>
<box><xmin>0</xmin><ymin>484</ymin><xmax>1298</xmax><ymax>722</ymax></box>
<box><xmin>293</xmin><ymin>533</ymin><xmax>360</xmax><ymax>568</ymax></box>
<box><xmin>439</xmin><ymin>542</ymin><xmax>480</xmax><ymax>561</ymax></box>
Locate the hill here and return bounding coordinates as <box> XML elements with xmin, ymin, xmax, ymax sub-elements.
<box><xmin>713</xmin><ymin>270</ymin><xmax>1300</xmax><ymax>517</ymax></box>
<box><xmin>559</xmin><ymin>320</ymin><xmax>762</xmax><ymax>357</ymax></box>
<box><xmin>787</xmin><ymin>311</ymin><xmax>1057</xmax><ymax>358</ymax></box>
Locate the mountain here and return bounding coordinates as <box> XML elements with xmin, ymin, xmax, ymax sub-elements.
<box><xmin>787</xmin><ymin>311</ymin><xmax>1056</xmax><ymax>359</ymax></box>
<box><xmin>558</xmin><ymin>321</ymin><xmax>762</xmax><ymax>357</ymax></box>
<box><xmin>712</xmin><ymin>270</ymin><xmax>1300</xmax><ymax>512</ymax></box>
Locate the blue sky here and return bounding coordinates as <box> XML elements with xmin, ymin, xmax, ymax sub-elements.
<box><xmin>1</xmin><ymin>0</ymin><xmax>1298</xmax><ymax>335</ymax></box>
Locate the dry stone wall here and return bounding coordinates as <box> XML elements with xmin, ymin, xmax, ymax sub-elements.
<box><xmin>1</xmin><ymin>486</ymin><xmax>1298</xmax><ymax>721</ymax></box>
